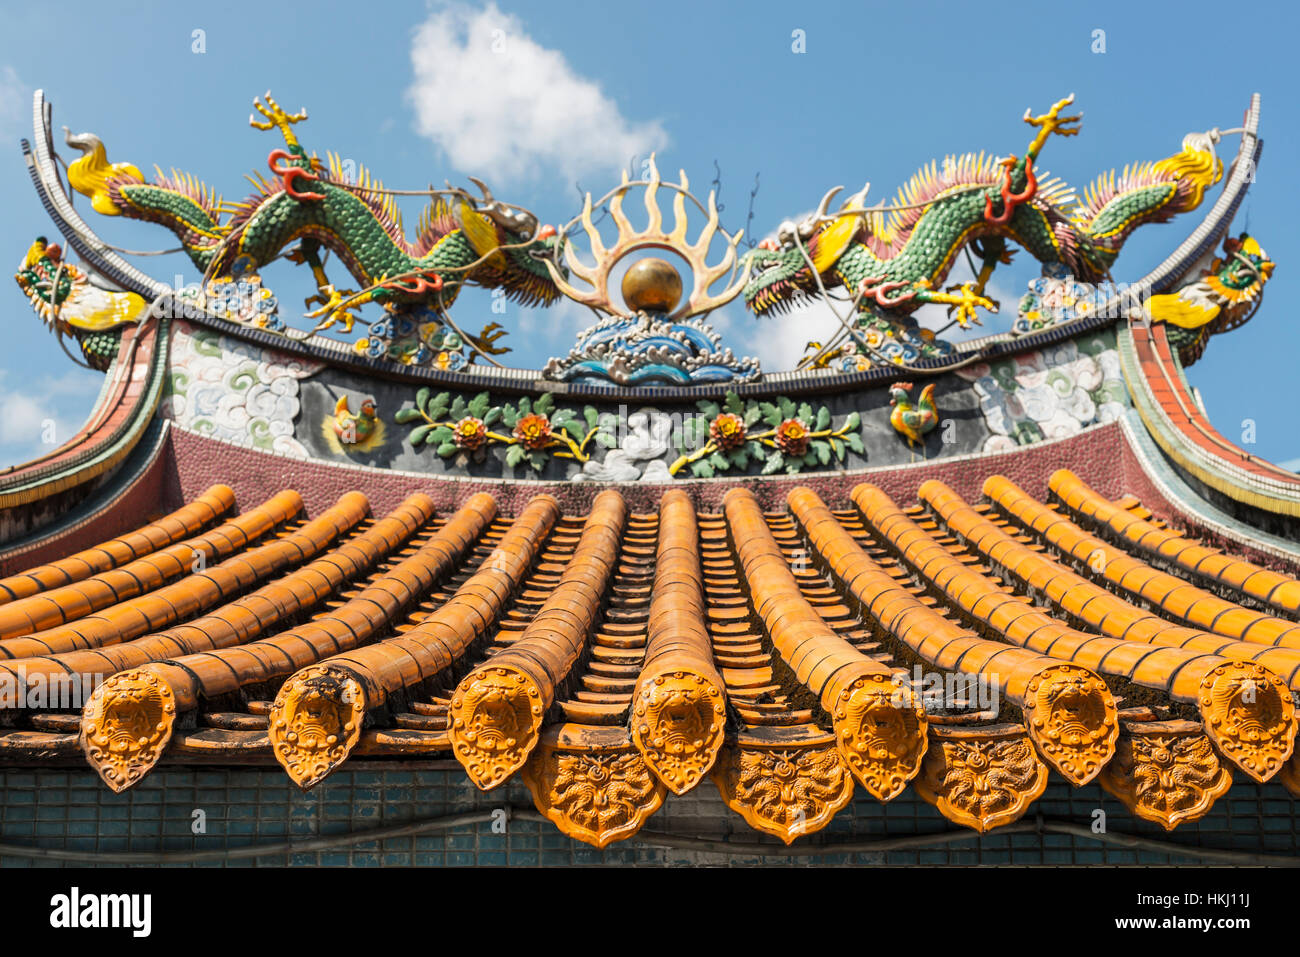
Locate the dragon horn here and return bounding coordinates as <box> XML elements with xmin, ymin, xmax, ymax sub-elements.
<box><xmin>815</xmin><ymin>185</ymin><xmax>843</xmax><ymax>219</ymax></box>
<box><xmin>63</xmin><ymin>127</ymin><xmax>103</xmax><ymax>155</ymax></box>
<box><xmin>798</xmin><ymin>185</ymin><xmax>844</xmax><ymax>238</ymax></box>
<box><xmin>465</xmin><ymin>176</ymin><xmax>538</xmax><ymax>237</ymax></box>
<box><xmin>468</xmin><ymin>176</ymin><xmax>495</xmax><ymax>204</ymax></box>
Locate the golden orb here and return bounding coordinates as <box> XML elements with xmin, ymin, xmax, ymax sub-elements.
<box><xmin>621</xmin><ymin>257</ymin><xmax>683</xmax><ymax>313</ymax></box>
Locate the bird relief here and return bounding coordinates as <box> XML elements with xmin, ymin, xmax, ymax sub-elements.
<box><xmin>888</xmin><ymin>382</ymin><xmax>940</xmax><ymax>450</ymax></box>
<box><xmin>324</xmin><ymin>394</ymin><xmax>385</xmax><ymax>454</ymax></box>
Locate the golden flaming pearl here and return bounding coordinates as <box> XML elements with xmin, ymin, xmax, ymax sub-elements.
<box><xmin>621</xmin><ymin>257</ymin><xmax>683</xmax><ymax>313</ymax></box>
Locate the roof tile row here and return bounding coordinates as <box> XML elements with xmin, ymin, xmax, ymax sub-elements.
<box><xmin>919</xmin><ymin>478</ymin><xmax>1298</xmax><ymax>782</ymax></box>
<box><xmin>0</xmin><ymin>490</ymin><xmax>302</xmax><ymax>642</ymax></box>
<box><xmin>988</xmin><ymin>476</ymin><xmax>1300</xmax><ymax>647</ymax></box>
<box><xmin>448</xmin><ymin>490</ymin><xmax>626</xmax><ymax>789</ymax></box>
<box><xmin>1051</xmin><ymin>469</ymin><xmax>1300</xmax><ymax>615</ymax></box>
<box><xmin>0</xmin><ymin>475</ymin><xmax>1292</xmax><ymax>842</ymax></box>
<box><xmin>271</xmin><ymin>493</ymin><xmax>554</xmax><ymax>787</ymax></box>
<box><xmin>0</xmin><ymin>485</ymin><xmax>235</xmax><ymax>602</ymax></box>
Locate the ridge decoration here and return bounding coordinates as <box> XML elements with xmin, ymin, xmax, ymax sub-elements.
<box><xmin>27</xmin><ymin>92</ymin><xmax>1257</xmax><ymax>378</ymax></box>
<box><xmin>60</xmin><ymin>91</ymin><xmax>562</xmax><ymax>365</ymax></box>
<box><xmin>742</xmin><ymin>95</ymin><xmax>1226</xmax><ymax>370</ymax></box>
<box><xmin>540</xmin><ymin>155</ymin><xmax>760</xmax><ymax>385</ymax></box>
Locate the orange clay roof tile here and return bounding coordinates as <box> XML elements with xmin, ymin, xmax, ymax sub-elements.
<box><xmin>0</xmin><ymin>476</ymin><xmax>1289</xmax><ymax>838</ymax></box>
<box><xmin>0</xmin><ymin>486</ymin><xmax>236</xmax><ymax>603</ymax></box>
<box><xmin>1050</xmin><ymin>470</ymin><xmax>1300</xmax><ymax>619</ymax></box>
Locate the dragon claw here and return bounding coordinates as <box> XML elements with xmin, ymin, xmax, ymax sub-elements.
<box><xmin>935</xmin><ymin>282</ymin><xmax>997</xmax><ymax>328</ymax></box>
<box><xmin>304</xmin><ymin>286</ymin><xmax>360</xmax><ymax>333</ymax></box>
<box><xmin>1024</xmin><ymin>95</ymin><xmax>1082</xmax><ymax>151</ymax></box>
<box><xmin>467</xmin><ymin>321</ymin><xmax>511</xmax><ymax>357</ymax></box>
<box><xmin>250</xmin><ymin>92</ymin><xmax>309</xmax><ymax>147</ymax></box>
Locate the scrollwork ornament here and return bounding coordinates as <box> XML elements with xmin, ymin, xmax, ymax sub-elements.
<box><xmin>711</xmin><ymin>743</ymin><xmax>854</xmax><ymax>843</ymax></box>
<box><xmin>1100</xmin><ymin>722</ymin><xmax>1231</xmax><ymax>830</ymax></box>
<box><xmin>80</xmin><ymin>670</ymin><xmax>177</xmax><ymax>793</ymax></box>
<box><xmin>916</xmin><ymin>726</ymin><xmax>1047</xmax><ymax>833</ymax></box>
<box><xmin>521</xmin><ymin>745</ymin><xmax>666</xmax><ymax>848</ymax></box>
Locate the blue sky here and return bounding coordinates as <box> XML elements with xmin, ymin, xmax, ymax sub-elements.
<box><xmin>2</xmin><ymin>0</ymin><xmax>1298</xmax><ymax>466</ymax></box>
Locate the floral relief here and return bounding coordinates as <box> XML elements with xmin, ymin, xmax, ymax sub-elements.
<box><xmin>396</xmin><ymin>389</ymin><xmax>617</xmax><ymax>472</ymax></box>
<box><xmin>397</xmin><ymin>388</ymin><xmax>866</xmax><ymax>479</ymax></box>
<box><xmin>669</xmin><ymin>393</ymin><xmax>863</xmax><ymax>478</ymax></box>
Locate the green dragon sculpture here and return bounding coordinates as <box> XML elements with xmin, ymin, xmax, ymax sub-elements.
<box><xmin>742</xmin><ymin>95</ymin><xmax>1225</xmax><ymax>368</ymax></box>
<box><xmin>1146</xmin><ymin>233</ymin><xmax>1274</xmax><ymax>365</ymax></box>
<box><xmin>62</xmin><ymin>93</ymin><xmax>563</xmax><ymax>365</ymax></box>
<box><xmin>13</xmin><ymin>237</ymin><xmax>147</xmax><ymax>369</ymax></box>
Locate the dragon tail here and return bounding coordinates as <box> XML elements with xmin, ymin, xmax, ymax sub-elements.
<box><xmin>64</xmin><ymin>131</ymin><xmax>144</xmax><ymax>216</ymax></box>
<box><xmin>1071</xmin><ymin>133</ymin><xmax>1223</xmax><ymax>274</ymax></box>
<box><xmin>65</xmin><ymin>131</ymin><xmax>227</xmax><ymax>271</ymax></box>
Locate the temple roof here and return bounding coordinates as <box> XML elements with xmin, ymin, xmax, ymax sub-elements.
<box><xmin>1</xmin><ymin>470</ymin><xmax>1296</xmax><ymax>846</ymax></box>
<box><xmin>1125</xmin><ymin>321</ymin><xmax>1300</xmax><ymax>518</ymax></box>
<box><xmin>6</xmin><ymin>88</ymin><xmax>1298</xmax><ymax>861</ymax></box>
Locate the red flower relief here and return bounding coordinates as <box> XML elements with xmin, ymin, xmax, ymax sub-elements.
<box><xmin>513</xmin><ymin>413</ymin><xmax>552</xmax><ymax>450</ymax></box>
<box><xmin>453</xmin><ymin>416</ymin><xmax>487</xmax><ymax>450</ymax></box>
<box><xmin>709</xmin><ymin>412</ymin><xmax>747</xmax><ymax>450</ymax></box>
<box><xmin>775</xmin><ymin>418</ymin><xmax>810</xmax><ymax>457</ymax></box>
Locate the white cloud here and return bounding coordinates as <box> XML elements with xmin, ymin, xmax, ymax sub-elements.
<box><xmin>0</xmin><ymin>66</ymin><xmax>26</xmax><ymax>141</ymax></box>
<box><xmin>0</xmin><ymin>367</ymin><xmax>103</xmax><ymax>467</ymax></box>
<box><xmin>515</xmin><ymin>296</ymin><xmax>599</xmax><ymax>351</ymax></box>
<box><xmin>407</xmin><ymin>3</ymin><xmax>667</xmax><ymax>183</ymax></box>
<box><xmin>710</xmin><ymin>302</ymin><xmax>841</xmax><ymax>373</ymax></box>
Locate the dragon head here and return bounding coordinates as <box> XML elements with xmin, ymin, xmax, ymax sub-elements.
<box><xmin>743</xmin><ymin>185</ymin><xmax>865</xmax><ymax>316</ymax></box>
<box><xmin>15</xmin><ymin>237</ymin><xmax>71</xmax><ymax>323</ymax></box>
<box><xmin>455</xmin><ymin>177</ymin><xmax>566</xmax><ymax>306</ymax></box>
<box><xmin>1147</xmin><ymin>233</ymin><xmax>1274</xmax><ymax>361</ymax></box>
<box><xmin>14</xmin><ymin>236</ymin><xmax>144</xmax><ymax>352</ymax></box>
<box><xmin>1210</xmin><ymin>233</ymin><xmax>1274</xmax><ymax>296</ymax></box>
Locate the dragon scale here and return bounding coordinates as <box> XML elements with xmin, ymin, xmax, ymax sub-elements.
<box><xmin>113</xmin><ymin>167</ymin><xmax>480</xmax><ymax>298</ymax></box>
